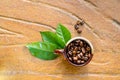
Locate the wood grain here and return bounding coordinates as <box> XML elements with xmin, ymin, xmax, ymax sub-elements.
<box><xmin>85</xmin><ymin>0</ymin><xmax>120</xmax><ymax>22</ymax></box>
<box><xmin>0</xmin><ymin>0</ymin><xmax>120</xmax><ymax>80</ymax></box>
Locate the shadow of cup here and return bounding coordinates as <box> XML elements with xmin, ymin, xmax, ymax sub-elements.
<box><xmin>55</xmin><ymin>37</ymin><xmax>93</xmax><ymax>66</ymax></box>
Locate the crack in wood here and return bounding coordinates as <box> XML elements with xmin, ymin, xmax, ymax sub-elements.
<box><xmin>0</xmin><ymin>44</ymin><xmax>26</xmax><ymax>47</ymax></box>
<box><xmin>23</xmin><ymin>0</ymin><xmax>80</xmax><ymax>20</ymax></box>
<box><xmin>84</xmin><ymin>0</ymin><xmax>97</xmax><ymax>7</ymax></box>
<box><xmin>78</xmin><ymin>0</ymin><xmax>120</xmax><ymax>45</ymax></box>
<box><xmin>91</xmin><ymin>61</ymin><xmax>110</xmax><ymax>66</ymax></box>
<box><xmin>0</xmin><ymin>34</ymin><xmax>23</xmax><ymax>37</ymax></box>
<box><xmin>0</xmin><ymin>26</ymin><xmax>24</xmax><ymax>37</ymax></box>
<box><xmin>83</xmin><ymin>0</ymin><xmax>120</xmax><ymax>29</ymax></box>
<box><xmin>112</xmin><ymin>19</ymin><xmax>120</xmax><ymax>26</ymax></box>
<box><xmin>111</xmin><ymin>18</ymin><xmax>120</xmax><ymax>29</ymax></box>
<box><xmin>23</xmin><ymin>0</ymin><xmax>102</xmax><ymax>40</ymax></box>
<box><xmin>0</xmin><ymin>15</ymin><xmax>55</xmax><ymax>31</ymax></box>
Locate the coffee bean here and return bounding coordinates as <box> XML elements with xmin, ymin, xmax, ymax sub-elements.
<box><xmin>84</xmin><ymin>57</ymin><xmax>88</xmax><ymax>61</ymax></box>
<box><xmin>71</xmin><ymin>47</ymin><xmax>74</xmax><ymax>50</ymax></box>
<box><xmin>80</xmin><ymin>52</ymin><xmax>83</xmax><ymax>56</ymax></box>
<box><xmin>73</xmin><ymin>50</ymin><xmax>76</xmax><ymax>54</ymax></box>
<box><xmin>70</xmin><ymin>43</ymin><xmax>74</xmax><ymax>46</ymax></box>
<box><xmin>85</xmin><ymin>54</ymin><xmax>88</xmax><ymax>57</ymax></box>
<box><xmin>82</xmin><ymin>47</ymin><xmax>85</xmax><ymax>53</ymax></box>
<box><xmin>68</xmin><ymin>57</ymin><xmax>72</xmax><ymax>61</ymax></box>
<box><xmin>81</xmin><ymin>56</ymin><xmax>85</xmax><ymax>60</ymax></box>
<box><xmin>86</xmin><ymin>46</ymin><xmax>90</xmax><ymax>52</ymax></box>
<box><xmin>75</xmin><ymin>43</ymin><xmax>79</xmax><ymax>46</ymax></box>
<box><xmin>80</xmin><ymin>41</ymin><xmax>83</xmax><ymax>47</ymax></box>
<box><xmin>77</xmin><ymin>60</ymin><xmax>81</xmax><ymax>64</ymax></box>
<box><xmin>81</xmin><ymin>60</ymin><xmax>85</xmax><ymax>63</ymax></box>
<box><xmin>68</xmin><ymin>45</ymin><xmax>71</xmax><ymax>49</ymax></box>
<box><xmin>77</xmin><ymin>29</ymin><xmax>82</xmax><ymax>34</ymax></box>
<box><xmin>77</xmin><ymin>51</ymin><xmax>80</xmax><ymax>54</ymax></box>
<box><xmin>76</xmin><ymin>40</ymin><xmax>80</xmax><ymax>43</ymax></box>
<box><xmin>74</xmin><ymin>47</ymin><xmax>78</xmax><ymax>51</ymax></box>
<box><xmin>78</xmin><ymin>47</ymin><xmax>81</xmax><ymax>50</ymax></box>
<box><xmin>76</xmin><ymin>20</ymin><xmax>84</xmax><ymax>26</ymax></box>
<box><xmin>80</xmin><ymin>21</ymin><xmax>84</xmax><ymax>25</ymax></box>
<box><xmin>68</xmin><ymin>51</ymin><xmax>72</xmax><ymax>55</ymax></box>
<box><xmin>83</xmin><ymin>43</ymin><xmax>87</xmax><ymax>47</ymax></box>
<box><xmin>88</xmin><ymin>53</ymin><xmax>91</xmax><ymax>57</ymax></box>
<box><xmin>73</xmin><ymin>56</ymin><xmax>78</xmax><ymax>61</ymax></box>
<box><xmin>74</xmin><ymin>24</ymin><xmax>79</xmax><ymax>30</ymax></box>
<box><xmin>77</xmin><ymin>54</ymin><xmax>81</xmax><ymax>58</ymax></box>
<box><xmin>76</xmin><ymin>21</ymin><xmax>81</xmax><ymax>25</ymax></box>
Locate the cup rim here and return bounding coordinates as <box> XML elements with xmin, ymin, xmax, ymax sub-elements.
<box><xmin>64</xmin><ymin>37</ymin><xmax>93</xmax><ymax>66</ymax></box>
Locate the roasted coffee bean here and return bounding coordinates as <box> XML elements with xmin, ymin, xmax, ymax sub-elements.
<box><xmin>68</xmin><ymin>51</ymin><xmax>72</xmax><ymax>55</ymax></box>
<box><xmin>82</xmin><ymin>47</ymin><xmax>85</xmax><ymax>53</ymax></box>
<box><xmin>85</xmin><ymin>54</ymin><xmax>88</xmax><ymax>57</ymax></box>
<box><xmin>74</xmin><ymin>24</ymin><xmax>79</xmax><ymax>30</ymax></box>
<box><xmin>77</xmin><ymin>51</ymin><xmax>80</xmax><ymax>54</ymax></box>
<box><xmin>77</xmin><ymin>29</ymin><xmax>82</xmax><ymax>34</ymax></box>
<box><xmin>86</xmin><ymin>46</ymin><xmax>90</xmax><ymax>51</ymax></box>
<box><xmin>85</xmin><ymin>53</ymin><xmax>91</xmax><ymax>57</ymax></box>
<box><xmin>80</xmin><ymin>21</ymin><xmax>84</xmax><ymax>25</ymax></box>
<box><xmin>77</xmin><ymin>54</ymin><xmax>81</xmax><ymax>58</ymax></box>
<box><xmin>71</xmin><ymin>47</ymin><xmax>74</xmax><ymax>50</ymax></box>
<box><xmin>70</xmin><ymin>43</ymin><xmax>74</xmax><ymax>46</ymax></box>
<box><xmin>88</xmin><ymin>53</ymin><xmax>91</xmax><ymax>57</ymax></box>
<box><xmin>73</xmin><ymin>56</ymin><xmax>78</xmax><ymax>61</ymax></box>
<box><xmin>68</xmin><ymin>45</ymin><xmax>71</xmax><ymax>49</ymax></box>
<box><xmin>74</xmin><ymin>47</ymin><xmax>78</xmax><ymax>51</ymax></box>
<box><xmin>78</xmin><ymin>47</ymin><xmax>81</xmax><ymax>50</ymax></box>
<box><xmin>81</xmin><ymin>60</ymin><xmax>85</xmax><ymax>63</ymax></box>
<box><xmin>81</xmin><ymin>56</ymin><xmax>85</xmax><ymax>60</ymax></box>
<box><xmin>75</xmin><ymin>43</ymin><xmax>79</xmax><ymax>46</ymax></box>
<box><xmin>80</xmin><ymin>41</ymin><xmax>83</xmax><ymax>47</ymax></box>
<box><xmin>77</xmin><ymin>60</ymin><xmax>81</xmax><ymax>64</ymax></box>
<box><xmin>68</xmin><ymin>57</ymin><xmax>72</xmax><ymax>61</ymax></box>
<box><xmin>83</xmin><ymin>43</ymin><xmax>87</xmax><ymax>47</ymax></box>
<box><xmin>76</xmin><ymin>20</ymin><xmax>84</xmax><ymax>26</ymax></box>
<box><xmin>84</xmin><ymin>57</ymin><xmax>88</xmax><ymax>61</ymax></box>
<box><xmin>80</xmin><ymin>52</ymin><xmax>83</xmax><ymax>56</ymax></box>
<box><xmin>73</xmin><ymin>50</ymin><xmax>76</xmax><ymax>54</ymax></box>
<box><xmin>76</xmin><ymin>40</ymin><xmax>80</xmax><ymax>43</ymax></box>
<box><xmin>76</xmin><ymin>21</ymin><xmax>81</xmax><ymax>25</ymax></box>
<box><xmin>73</xmin><ymin>60</ymin><xmax>77</xmax><ymax>64</ymax></box>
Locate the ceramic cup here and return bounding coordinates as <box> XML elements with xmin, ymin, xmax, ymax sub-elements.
<box><xmin>54</xmin><ymin>37</ymin><xmax>93</xmax><ymax>66</ymax></box>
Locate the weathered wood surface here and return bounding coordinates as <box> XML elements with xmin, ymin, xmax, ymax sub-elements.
<box><xmin>0</xmin><ymin>0</ymin><xmax>120</xmax><ymax>80</ymax></box>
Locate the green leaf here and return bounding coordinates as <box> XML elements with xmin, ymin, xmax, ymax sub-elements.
<box><xmin>40</xmin><ymin>31</ymin><xmax>65</xmax><ymax>48</ymax></box>
<box><xmin>26</xmin><ymin>23</ymin><xmax>72</xmax><ymax>61</ymax></box>
<box><xmin>56</xmin><ymin>24</ymin><xmax>71</xmax><ymax>43</ymax></box>
<box><xmin>26</xmin><ymin>42</ymin><xmax>58</xmax><ymax>60</ymax></box>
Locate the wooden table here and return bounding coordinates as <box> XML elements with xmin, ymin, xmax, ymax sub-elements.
<box><xmin>0</xmin><ymin>0</ymin><xmax>120</xmax><ymax>80</ymax></box>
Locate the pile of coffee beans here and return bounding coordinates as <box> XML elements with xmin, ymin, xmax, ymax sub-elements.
<box><xmin>74</xmin><ymin>20</ymin><xmax>84</xmax><ymax>34</ymax></box>
<box><xmin>65</xmin><ymin>39</ymin><xmax>92</xmax><ymax>66</ymax></box>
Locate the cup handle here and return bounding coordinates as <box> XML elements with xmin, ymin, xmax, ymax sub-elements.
<box><xmin>54</xmin><ymin>49</ymin><xmax>64</xmax><ymax>54</ymax></box>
